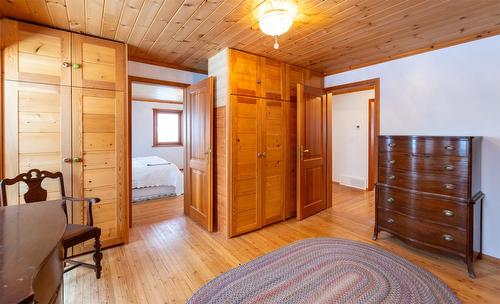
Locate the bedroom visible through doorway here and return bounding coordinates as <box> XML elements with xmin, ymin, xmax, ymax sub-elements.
<box><xmin>129</xmin><ymin>77</ymin><xmax>189</xmax><ymax>223</ymax></box>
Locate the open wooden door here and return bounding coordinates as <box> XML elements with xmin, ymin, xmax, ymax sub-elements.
<box><xmin>185</xmin><ymin>77</ymin><xmax>214</xmax><ymax>231</ymax></box>
<box><xmin>296</xmin><ymin>84</ymin><xmax>328</xmax><ymax>220</ymax></box>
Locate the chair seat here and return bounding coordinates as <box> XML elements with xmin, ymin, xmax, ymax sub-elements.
<box><xmin>62</xmin><ymin>224</ymin><xmax>100</xmax><ymax>248</ymax></box>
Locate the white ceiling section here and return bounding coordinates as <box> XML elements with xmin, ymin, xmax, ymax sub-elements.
<box><xmin>131</xmin><ymin>82</ymin><xmax>184</xmax><ymax>102</ymax></box>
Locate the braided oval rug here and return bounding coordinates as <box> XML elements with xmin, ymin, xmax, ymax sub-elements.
<box><xmin>188</xmin><ymin>238</ymin><xmax>461</xmax><ymax>304</ymax></box>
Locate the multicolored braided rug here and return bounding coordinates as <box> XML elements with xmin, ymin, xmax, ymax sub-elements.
<box><xmin>188</xmin><ymin>238</ymin><xmax>461</xmax><ymax>304</ymax></box>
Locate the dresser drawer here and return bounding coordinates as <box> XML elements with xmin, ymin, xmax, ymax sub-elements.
<box><xmin>379</xmin><ymin>152</ymin><xmax>469</xmax><ymax>177</ymax></box>
<box><xmin>378</xmin><ymin>209</ymin><xmax>466</xmax><ymax>253</ymax></box>
<box><xmin>378</xmin><ymin>167</ymin><xmax>468</xmax><ymax>198</ymax></box>
<box><xmin>377</xmin><ymin>187</ymin><xmax>467</xmax><ymax>228</ymax></box>
<box><xmin>379</xmin><ymin>137</ymin><xmax>469</xmax><ymax>157</ymax></box>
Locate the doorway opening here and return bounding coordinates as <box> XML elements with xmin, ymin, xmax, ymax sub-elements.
<box><xmin>326</xmin><ymin>79</ymin><xmax>380</xmax><ymax>191</ymax></box>
<box><xmin>128</xmin><ymin>76</ymin><xmax>189</xmax><ymax>226</ymax></box>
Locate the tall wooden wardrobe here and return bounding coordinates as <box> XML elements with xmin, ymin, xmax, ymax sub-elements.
<box><xmin>210</xmin><ymin>48</ymin><xmax>323</xmax><ymax>237</ymax></box>
<box><xmin>0</xmin><ymin>19</ymin><xmax>128</xmax><ymax>251</ymax></box>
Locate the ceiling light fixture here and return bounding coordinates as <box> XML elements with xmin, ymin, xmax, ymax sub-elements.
<box><xmin>259</xmin><ymin>0</ymin><xmax>298</xmax><ymax>49</ymax></box>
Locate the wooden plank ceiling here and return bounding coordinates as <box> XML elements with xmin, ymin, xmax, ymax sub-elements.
<box><xmin>1</xmin><ymin>0</ymin><xmax>500</xmax><ymax>75</ymax></box>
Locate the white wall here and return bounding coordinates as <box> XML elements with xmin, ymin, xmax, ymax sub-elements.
<box><xmin>324</xmin><ymin>35</ymin><xmax>500</xmax><ymax>258</ymax></box>
<box><xmin>332</xmin><ymin>90</ymin><xmax>374</xmax><ymax>189</ymax></box>
<box><xmin>131</xmin><ymin>101</ymin><xmax>184</xmax><ymax>169</ymax></box>
<box><xmin>128</xmin><ymin>61</ymin><xmax>207</xmax><ymax>170</ymax></box>
<box><xmin>128</xmin><ymin>61</ymin><xmax>206</xmax><ymax>84</ymax></box>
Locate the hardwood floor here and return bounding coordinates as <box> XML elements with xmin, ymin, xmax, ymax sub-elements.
<box><xmin>64</xmin><ymin>185</ymin><xmax>500</xmax><ymax>303</ymax></box>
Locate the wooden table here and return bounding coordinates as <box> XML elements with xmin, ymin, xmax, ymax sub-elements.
<box><xmin>0</xmin><ymin>200</ymin><xmax>67</xmax><ymax>304</ymax></box>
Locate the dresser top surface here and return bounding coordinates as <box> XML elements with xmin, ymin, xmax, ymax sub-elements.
<box><xmin>379</xmin><ymin>135</ymin><xmax>481</xmax><ymax>140</ymax></box>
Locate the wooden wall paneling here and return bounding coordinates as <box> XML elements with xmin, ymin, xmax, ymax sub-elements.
<box><xmin>285</xmin><ymin>64</ymin><xmax>305</xmax><ymax>102</ymax></box>
<box><xmin>125</xmin><ymin>0</ymin><xmax>165</xmax><ymax>55</ymax></box>
<box><xmin>114</xmin><ymin>0</ymin><xmax>145</xmax><ymax>42</ymax></box>
<box><xmin>3</xmin><ymin>80</ymin><xmax>72</xmax><ymax>205</ymax></box>
<box><xmin>100</xmin><ymin>0</ymin><xmax>126</xmax><ymax>39</ymax></box>
<box><xmin>72</xmin><ymin>87</ymin><xmax>125</xmax><ymax>252</ymax></box>
<box><xmin>261</xmin><ymin>98</ymin><xmax>285</xmax><ymax>226</ymax></box>
<box><xmin>2</xmin><ymin>19</ymin><xmax>71</xmax><ymax>86</ymax></box>
<box><xmin>259</xmin><ymin>57</ymin><xmax>285</xmax><ymax>100</ymax></box>
<box><xmin>214</xmin><ymin>106</ymin><xmax>227</xmax><ymax>235</ymax></box>
<box><xmin>284</xmin><ymin>101</ymin><xmax>297</xmax><ymax>219</ymax></box>
<box><xmin>72</xmin><ymin>33</ymin><xmax>126</xmax><ymax>91</ymax></box>
<box><xmin>304</xmin><ymin>70</ymin><xmax>324</xmax><ymax>89</ymax></box>
<box><xmin>229</xmin><ymin>49</ymin><xmax>260</xmax><ymax>97</ymax></box>
<box><xmin>65</xmin><ymin>0</ymin><xmax>86</xmax><ymax>33</ymax></box>
<box><xmin>230</xmin><ymin>95</ymin><xmax>261</xmax><ymax>236</ymax></box>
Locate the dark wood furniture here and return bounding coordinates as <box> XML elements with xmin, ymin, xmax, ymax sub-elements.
<box><xmin>0</xmin><ymin>200</ymin><xmax>67</xmax><ymax>304</ymax></box>
<box><xmin>0</xmin><ymin>169</ymin><xmax>103</xmax><ymax>279</ymax></box>
<box><xmin>373</xmin><ymin>136</ymin><xmax>484</xmax><ymax>278</ymax></box>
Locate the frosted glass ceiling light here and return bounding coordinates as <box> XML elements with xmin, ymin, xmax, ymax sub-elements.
<box><xmin>259</xmin><ymin>0</ymin><xmax>297</xmax><ymax>49</ymax></box>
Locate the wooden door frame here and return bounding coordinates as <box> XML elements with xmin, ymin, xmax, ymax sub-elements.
<box><xmin>127</xmin><ymin>76</ymin><xmax>189</xmax><ymax>228</ymax></box>
<box><xmin>325</xmin><ymin>78</ymin><xmax>380</xmax><ymax>191</ymax></box>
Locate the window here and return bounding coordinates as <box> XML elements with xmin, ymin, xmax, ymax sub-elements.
<box><xmin>153</xmin><ymin>109</ymin><xmax>182</xmax><ymax>146</ymax></box>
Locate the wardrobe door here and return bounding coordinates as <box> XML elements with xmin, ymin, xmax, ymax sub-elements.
<box><xmin>3</xmin><ymin>81</ymin><xmax>72</xmax><ymax>204</ymax></box>
<box><xmin>230</xmin><ymin>95</ymin><xmax>261</xmax><ymax>236</ymax></box>
<box><xmin>261</xmin><ymin>99</ymin><xmax>285</xmax><ymax>226</ymax></box>
<box><xmin>2</xmin><ymin>19</ymin><xmax>71</xmax><ymax>86</ymax></box>
<box><xmin>72</xmin><ymin>88</ymin><xmax>126</xmax><ymax>251</ymax></box>
<box><xmin>72</xmin><ymin>34</ymin><xmax>126</xmax><ymax>91</ymax></box>
<box><xmin>260</xmin><ymin>58</ymin><xmax>284</xmax><ymax>100</ymax></box>
<box><xmin>230</xmin><ymin>50</ymin><xmax>260</xmax><ymax>96</ymax></box>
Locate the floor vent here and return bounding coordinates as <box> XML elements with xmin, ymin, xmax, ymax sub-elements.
<box><xmin>340</xmin><ymin>175</ymin><xmax>367</xmax><ymax>190</ymax></box>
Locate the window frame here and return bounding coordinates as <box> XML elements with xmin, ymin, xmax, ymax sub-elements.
<box><xmin>152</xmin><ymin>108</ymin><xmax>183</xmax><ymax>147</ymax></box>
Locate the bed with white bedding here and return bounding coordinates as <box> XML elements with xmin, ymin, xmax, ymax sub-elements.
<box><xmin>132</xmin><ymin>156</ymin><xmax>184</xmax><ymax>202</ymax></box>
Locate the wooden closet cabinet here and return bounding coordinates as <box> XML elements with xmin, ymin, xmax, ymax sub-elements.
<box><xmin>1</xmin><ymin>19</ymin><xmax>128</xmax><ymax>249</ymax></box>
<box><xmin>2</xmin><ymin>19</ymin><xmax>71</xmax><ymax>86</ymax></box>
<box><xmin>229</xmin><ymin>49</ymin><xmax>285</xmax><ymax>100</ymax></box>
<box><xmin>230</xmin><ymin>95</ymin><xmax>285</xmax><ymax>236</ymax></box>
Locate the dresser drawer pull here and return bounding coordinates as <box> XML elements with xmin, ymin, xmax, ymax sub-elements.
<box><xmin>444</xmin><ymin>145</ymin><xmax>455</xmax><ymax>151</ymax></box>
<box><xmin>444</xmin><ymin>164</ymin><xmax>455</xmax><ymax>171</ymax></box>
<box><xmin>442</xmin><ymin>234</ymin><xmax>454</xmax><ymax>242</ymax></box>
<box><xmin>388</xmin><ymin>175</ymin><xmax>396</xmax><ymax>180</ymax></box>
<box><xmin>443</xmin><ymin>183</ymin><xmax>456</xmax><ymax>190</ymax></box>
<box><xmin>386</xmin><ymin>218</ymin><xmax>395</xmax><ymax>224</ymax></box>
<box><xmin>387</xmin><ymin>197</ymin><xmax>395</xmax><ymax>203</ymax></box>
<box><xmin>388</xmin><ymin>159</ymin><xmax>396</xmax><ymax>165</ymax></box>
<box><xmin>442</xmin><ymin>209</ymin><xmax>454</xmax><ymax>217</ymax></box>
<box><xmin>388</xmin><ymin>143</ymin><xmax>396</xmax><ymax>148</ymax></box>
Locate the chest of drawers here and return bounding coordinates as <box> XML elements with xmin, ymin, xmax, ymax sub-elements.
<box><xmin>373</xmin><ymin>136</ymin><xmax>484</xmax><ymax>278</ymax></box>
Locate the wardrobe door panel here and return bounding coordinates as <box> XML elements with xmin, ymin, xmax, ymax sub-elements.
<box><xmin>285</xmin><ymin>65</ymin><xmax>305</xmax><ymax>102</ymax></box>
<box><xmin>260</xmin><ymin>58</ymin><xmax>284</xmax><ymax>100</ymax></box>
<box><xmin>284</xmin><ymin>102</ymin><xmax>297</xmax><ymax>218</ymax></box>
<box><xmin>72</xmin><ymin>88</ymin><xmax>126</xmax><ymax>250</ymax></box>
<box><xmin>261</xmin><ymin>99</ymin><xmax>285</xmax><ymax>226</ymax></box>
<box><xmin>3</xmin><ymin>81</ymin><xmax>72</xmax><ymax>204</ymax></box>
<box><xmin>72</xmin><ymin>34</ymin><xmax>126</xmax><ymax>91</ymax></box>
<box><xmin>230</xmin><ymin>50</ymin><xmax>260</xmax><ymax>96</ymax></box>
<box><xmin>231</xmin><ymin>95</ymin><xmax>261</xmax><ymax>236</ymax></box>
<box><xmin>2</xmin><ymin>19</ymin><xmax>71</xmax><ymax>86</ymax></box>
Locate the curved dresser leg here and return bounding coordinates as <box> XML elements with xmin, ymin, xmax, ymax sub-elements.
<box><xmin>372</xmin><ymin>226</ymin><xmax>379</xmax><ymax>241</ymax></box>
<box><xmin>467</xmin><ymin>260</ymin><xmax>476</xmax><ymax>279</ymax></box>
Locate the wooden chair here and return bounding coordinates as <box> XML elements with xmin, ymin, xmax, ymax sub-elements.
<box><xmin>0</xmin><ymin>169</ymin><xmax>103</xmax><ymax>279</ymax></box>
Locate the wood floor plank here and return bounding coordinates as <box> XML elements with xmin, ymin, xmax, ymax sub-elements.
<box><xmin>64</xmin><ymin>185</ymin><xmax>500</xmax><ymax>303</ymax></box>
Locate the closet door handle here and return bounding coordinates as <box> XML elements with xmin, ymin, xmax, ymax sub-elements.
<box><xmin>63</xmin><ymin>157</ymin><xmax>72</xmax><ymax>163</ymax></box>
<box><xmin>72</xmin><ymin>157</ymin><xmax>83</xmax><ymax>163</ymax></box>
<box><xmin>62</xmin><ymin>62</ymin><xmax>70</xmax><ymax>68</ymax></box>
<box><xmin>262</xmin><ymin>152</ymin><xmax>267</xmax><ymax>158</ymax></box>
